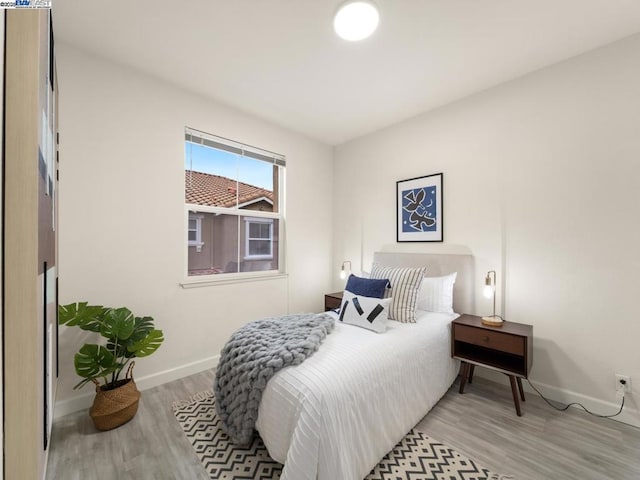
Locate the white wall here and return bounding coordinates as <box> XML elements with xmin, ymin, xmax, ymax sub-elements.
<box><xmin>334</xmin><ymin>33</ymin><xmax>640</xmax><ymax>426</ymax></box>
<box><xmin>56</xmin><ymin>44</ymin><xmax>333</xmax><ymax>414</ymax></box>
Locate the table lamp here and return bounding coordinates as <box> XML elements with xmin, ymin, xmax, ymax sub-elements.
<box><xmin>340</xmin><ymin>261</ymin><xmax>352</xmax><ymax>280</ymax></box>
<box><xmin>482</xmin><ymin>270</ymin><xmax>503</xmax><ymax>326</ymax></box>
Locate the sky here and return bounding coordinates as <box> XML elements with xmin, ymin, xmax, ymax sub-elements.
<box><xmin>184</xmin><ymin>142</ymin><xmax>273</xmax><ymax>190</ymax></box>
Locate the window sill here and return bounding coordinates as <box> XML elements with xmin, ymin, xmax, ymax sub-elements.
<box><xmin>188</xmin><ymin>242</ymin><xmax>204</xmax><ymax>253</ymax></box>
<box><xmin>243</xmin><ymin>255</ymin><xmax>274</xmax><ymax>261</ymax></box>
<box><xmin>180</xmin><ymin>271</ymin><xmax>288</xmax><ymax>289</ymax></box>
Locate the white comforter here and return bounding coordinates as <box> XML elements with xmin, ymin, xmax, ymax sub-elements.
<box><xmin>255</xmin><ymin>310</ymin><xmax>460</xmax><ymax>480</ymax></box>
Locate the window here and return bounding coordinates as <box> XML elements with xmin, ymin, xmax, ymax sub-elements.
<box><xmin>184</xmin><ymin>127</ymin><xmax>285</xmax><ymax>278</ymax></box>
<box><xmin>188</xmin><ymin>214</ymin><xmax>203</xmax><ymax>252</ymax></box>
<box><xmin>245</xmin><ymin>218</ymin><xmax>273</xmax><ymax>259</ymax></box>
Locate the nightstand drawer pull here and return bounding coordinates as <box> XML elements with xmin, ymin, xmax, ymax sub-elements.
<box><xmin>454</xmin><ymin>324</ymin><xmax>524</xmax><ymax>356</ymax></box>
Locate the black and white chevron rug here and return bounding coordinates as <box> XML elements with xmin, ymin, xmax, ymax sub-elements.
<box><xmin>173</xmin><ymin>391</ymin><xmax>512</xmax><ymax>480</ymax></box>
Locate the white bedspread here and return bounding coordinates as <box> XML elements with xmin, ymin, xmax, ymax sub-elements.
<box><xmin>255</xmin><ymin>310</ymin><xmax>460</xmax><ymax>480</ymax></box>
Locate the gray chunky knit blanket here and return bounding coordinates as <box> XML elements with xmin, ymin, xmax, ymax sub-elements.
<box><xmin>214</xmin><ymin>313</ymin><xmax>335</xmax><ymax>445</ymax></box>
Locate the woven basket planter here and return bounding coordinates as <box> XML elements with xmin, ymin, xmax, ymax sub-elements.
<box><xmin>89</xmin><ymin>362</ymin><xmax>141</xmax><ymax>431</ymax></box>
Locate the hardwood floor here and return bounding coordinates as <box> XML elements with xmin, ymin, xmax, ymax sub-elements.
<box><xmin>46</xmin><ymin>371</ymin><xmax>215</xmax><ymax>480</ymax></box>
<box><xmin>46</xmin><ymin>371</ymin><xmax>640</xmax><ymax>480</ymax></box>
<box><xmin>416</xmin><ymin>377</ymin><xmax>640</xmax><ymax>480</ymax></box>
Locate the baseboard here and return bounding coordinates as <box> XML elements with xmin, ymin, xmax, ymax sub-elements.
<box><xmin>475</xmin><ymin>369</ymin><xmax>640</xmax><ymax>428</ymax></box>
<box><xmin>53</xmin><ymin>354</ymin><xmax>220</xmax><ymax>419</ymax></box>
<box><xmin>529</xmin><ymin>378</ymin><xmax>640</xmax><ymax>429</ymax></box>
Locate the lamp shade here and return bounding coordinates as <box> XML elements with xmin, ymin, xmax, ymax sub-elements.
<box><xmin>333</xmin><ymin>1</ymin><xmax>380</xmax><ymax>41</ymax></box>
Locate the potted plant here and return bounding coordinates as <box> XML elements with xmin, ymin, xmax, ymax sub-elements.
<box><xmin>59</xmin><ymin>302</ymin><xmax>164</xmax><ymax>430</ymax></box>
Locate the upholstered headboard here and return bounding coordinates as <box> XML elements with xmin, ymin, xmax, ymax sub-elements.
<box><xmin>372</xmin><ymin>252</ymin><xmax>474</xmax><ymax>314</ymax></box>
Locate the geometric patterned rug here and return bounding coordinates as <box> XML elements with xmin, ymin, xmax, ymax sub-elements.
<box><xmin>173</xmin><ymin>391</ymin><xmax>513</xmax><ymax>480</ymax></box>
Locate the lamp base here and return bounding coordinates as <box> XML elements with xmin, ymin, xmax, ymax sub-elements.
<box><xmin>481</xmin><ymin>316</ymin><xmax>504</xmax><ymax>327</ymax></box>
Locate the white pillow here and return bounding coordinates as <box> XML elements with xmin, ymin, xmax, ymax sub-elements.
<box><xmin>417</xmin><ymin>272</ymin><xmax>457</xmax><ymax>314</ymax></box>
<box><xmin>370</xmin><ymin>263</ymin><xmax>426</xmax><ymax>323</ymax></box>
<box><xmin>338</xmin><ymin>290</ymin><xmax>391</xmax><ymax>333</ymax></box>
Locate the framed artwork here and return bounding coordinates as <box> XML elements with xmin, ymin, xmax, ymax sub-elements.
<box><xmin>396</xmin><ymin>173</ymin><xmax>443</xmax><ymax>242</ymax></box>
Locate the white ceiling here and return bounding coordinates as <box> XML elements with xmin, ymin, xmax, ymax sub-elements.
<box><xmin>52</xmin><ymin>0</ymin><xmax>640</xmax><ymax>145</ymax></box>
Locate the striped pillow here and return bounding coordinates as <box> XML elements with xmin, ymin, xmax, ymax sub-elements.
<box><xmin>370</xmin><ymin>263</ymin><xmax>426</xmax><ymax>323</ymax></box>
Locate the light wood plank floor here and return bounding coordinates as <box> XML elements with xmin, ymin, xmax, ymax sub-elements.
<box><xmin>46</xmin><ymin>371</ymin><xmax>640</xmax><ymax>480</ymax></box>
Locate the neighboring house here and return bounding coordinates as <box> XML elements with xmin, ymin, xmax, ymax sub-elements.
<box><xmin>185</xmin><ymin>170</ymin><xmax>278</xmax><ymax>275</ymax></box>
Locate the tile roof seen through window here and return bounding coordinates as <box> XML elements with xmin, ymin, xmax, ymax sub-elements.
<box><xmin>185</xmin><ymin>170</ymin><xmax>273</xmax><ymax>208</ymax></box>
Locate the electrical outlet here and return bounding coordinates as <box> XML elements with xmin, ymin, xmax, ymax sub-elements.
<box><xmin>615</xmin><ymin>374</ymin><xmax>631</xmax><ymax>393</ymax></box>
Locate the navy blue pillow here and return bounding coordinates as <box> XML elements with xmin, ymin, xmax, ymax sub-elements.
<box><xmin>344</xmin><ymin>274</ymin><xmax>390</xmax><ymax>299</ymax></box>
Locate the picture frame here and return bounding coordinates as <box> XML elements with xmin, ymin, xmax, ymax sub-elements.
<box><xmin>396</xmin><ymin>173</ymin><xmax>443</xmax><ymax>242</ymax></box>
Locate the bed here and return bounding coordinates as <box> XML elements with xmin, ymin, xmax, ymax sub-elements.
<box><xmin>254</xmin><ymin>252</ymin><xmax>474</xmax><ymax>480</ymax></box>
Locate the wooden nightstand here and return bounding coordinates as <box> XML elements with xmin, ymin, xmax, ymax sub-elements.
<box><xmin>452</xmin><ymin>314</ymin><xmax>533</xmax><ymax>416</ymax></box>
<box><xmin>324</xmin><ymin>292</ymin><xmax>343</xmax><ymax>311</ymax></box>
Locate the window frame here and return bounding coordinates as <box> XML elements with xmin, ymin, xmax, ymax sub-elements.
<box><xmin>182</xmin><ymin>127</ymin><xmax>286</xmax><ymax>286</ymax></box>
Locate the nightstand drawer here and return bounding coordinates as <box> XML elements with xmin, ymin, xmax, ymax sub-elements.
<box><xmin>454</xmin><ymin>324</ymin><xmax>524</xmax><ymax>356</ymax></box>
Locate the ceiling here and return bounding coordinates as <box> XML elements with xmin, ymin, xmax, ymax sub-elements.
<box><xmin>52</xmin><ymin>0</ymin><xmax>640</xmax><ymax>145</ymax></box>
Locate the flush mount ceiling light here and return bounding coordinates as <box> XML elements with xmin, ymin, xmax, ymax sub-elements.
<box><xmin>333</xmin><ymin>1</ymin><xmax>380</xmax><ymax>41</ymax></box>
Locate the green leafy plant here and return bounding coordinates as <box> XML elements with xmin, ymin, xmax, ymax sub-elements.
<box><xmin>59</xmin><ymin>302</ymin><xmax>164</xmax><ymax>390</ymax></box>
